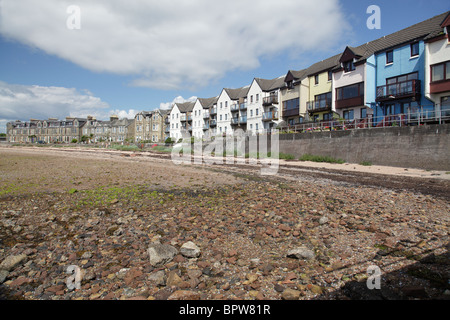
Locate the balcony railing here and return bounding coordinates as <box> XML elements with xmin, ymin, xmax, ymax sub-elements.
<box><xmin>262</xmin><ymin>111</ymin><xmax>279</xmax><ymax>122</ymax></box>
<box><xmin>282</xmin><ymin>108</ymin><xmax>300</xmax><ymax>117</ymax></box>
<box><xmin>376</xmin><ymin>80</ymin><xmax>421</xmax><ymax>102</ymax></box>
<box><xmin>164</xmin><ymin>126</ymin><xmax>170</xmax><ymax>133</ymax></box>
<box><xmin>203</xmin><ymin>112</ymin><xmax>210</xmax><ymax>119</ymax></box>
<box><xmin>231</xmin><ymin>104</ymin><xmax>240</xmax><ymax>112</ymax></box>
<box><xmin>240</xmin><ymin>103</ymin><xmax>247</xmax><ymax>111</ymax></box>
<box><xmin>210</xmin><ymin>119</ymin><xmax>217</xmax><ymax>127</ymax></box>
<box><xmin>210</xmin><ymin>108</ymin><xmax>217</xmax><ymax>115</ymax></box>
<box><xmin>203</xmin><ymin>124</ymin><xmax>210</xmax><ymax>130</ymax></box>
<box><xmin>231</xmin><ymin>118</ymin><xmax>239</xmax><ymax>125</ymax></box>
<box><xmin>263</xmin><ymin>96</ymin><xmax>278</xmax><ymax>106</ymax></box>
<box><xmin>307</xmin><ymin>100</ymin><xmax>332</xmax><ymax>113</ymax></box>
<box><xmin>335</xmin><ymin>95</ymin><xmax>364</xmax><ymax>110</ymax></box>
<box><xmin>239</xmin><ymin>116</ymin><xmax>247</xmax><ymax>124</ymax></box>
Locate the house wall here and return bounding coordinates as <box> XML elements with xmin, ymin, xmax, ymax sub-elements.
<box><xmin>246</xmin><ymin>80</ymin><xmax>263</xmax><ymax>134</ymax></box>
<box><xmin>216</xmin><ymin>90</ymin><xmax>232</xmax><ymax>135</ymax></box>
<box><xmin>169</xmin><ymin>105</ymin><xmax>182</xmax><ymax>141</ymax></box>
<box><xmin>192</xmin><ymin>100</ymin><xmax>204</xmax><ymax>139</ymax></box>
<box><xmin>425</xmin><ymin>37</ymin><xmax>450</xmax><ymax>107</ymax></box>
<box><xmin>333</xmin><ymin>63</ymin><xmax>366</xmax><ymax>118</ymax></box>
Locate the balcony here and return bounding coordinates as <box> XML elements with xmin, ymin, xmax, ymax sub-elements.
<box><xmin>335</xmin><ymin>95</ymin><xmax>364</xmax><ymax>110</ymax></box>
<box><xmin>210</xmin><ymin>119</ymin><xmax>217</xmax><ymax>127</ymax></box>
<box><xmin>430</xmin><ymin>79</ymin><xmax>450</xmax><ymax>94</ymax></box>
<box><xmin>376</xmin><ymin>80</ymin><xmax>421</xmax><ymax>102</ymax></box>
<box><xmin>210</xmin><ymin>108</ymin><xmax>217</xmax><ymax>115</ymax></box>
<box><xmin>164</xmin><ymin>126</ymin><xmax>170</xmax><ymax>133</ymax></box>
<box><xmin>231</xmin><ymin>104</ymin><xmax>240</xmax><ymax>112</ymax></box>
<box><xmin>165</xmin><ymin>118</ymin><xmax>170</xmax><ymax>124</ymax></box>
<box><xmin>231</xmin><ymin>117</ymin><xmax>239</xmax><ymax>125</ymax></box>
<box><xmin>239</xmin><ymin>116</ymin><xmax>247</xmax><ymax>124</ymax></box>
<box><xmin>203</xmin><ymin>124</ymin><xmax>210</xmax><ymax>130</ymax></box>
<box><xmin>282</xmin><ymin>108</ymin><xmax>300</xmax><ymax>117</ymax></box>
<box><xmin>307</xmin><ymin>100</ymin><xmax>332</xmax><ymax>113</ymax></box>
<box><xmin>262</xmin><ymin>111</ymin><xmax>279</xmax><ymax>122</ymax></box>
<box><xmin>263</xmin><ymin>95</ymin><xmax>278</xmax><ymax>106</ymax></box>
<box><xmin>240</xmin><ymin>103</ymin><xmax>247</xmax><ymax>111</ymax></box>
<box><xmin>203</xmin><ymin>112</ymin><xmax>210</xmax><ymax>119</ymax></box>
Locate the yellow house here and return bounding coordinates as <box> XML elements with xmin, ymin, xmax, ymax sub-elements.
<box><xmin>306</xmin><ymin>54</ymin><xmax>341</xmax><ymax>122</ymax></box>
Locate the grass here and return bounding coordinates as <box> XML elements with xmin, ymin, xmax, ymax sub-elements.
<box><xmin>299</xmin><ymin>154</ymin><xmax>345</xmax><ymax>164</ymax></box>
<box><xmin>359</xmin><ymin>161</ymin><xmax>373</xmax><ymax>166</ymax></box>
<box><xmin>110</xmin><ymin>145</ymin><xmax>140</xmax><ymax>152</ymax></box>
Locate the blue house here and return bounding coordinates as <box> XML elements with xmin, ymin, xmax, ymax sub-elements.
<box><xmin>364</xmin><ymin>12</ymin><xmax>447</xmax><ymax>126</ymax></box>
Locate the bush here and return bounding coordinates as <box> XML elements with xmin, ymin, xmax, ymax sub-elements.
<box><xmin>71</xmin><ymin>139</ymin><xmax>78</xmax><ymax>144</ymax></box>
<box><xmin>299</xmin><ymin>154</ymin><xmax>345</xmax><ymax>164</ymax></box>
<box><xmin>359</xmin><ymin>161</ymin><xmax>372</xmax><ymax>166</ymax></box>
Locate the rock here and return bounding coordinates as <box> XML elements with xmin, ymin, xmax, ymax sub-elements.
<box><xmin>149</xmin><ymin>270</ymin><xmax>167</xmax><ymax>286</ymax></box>
<box><xmin>180</xmin><ymin>241</ymin><xmax>201</xmax><ymax>258</ymax></box>
<box><xmin>0</xmin><ymin>254</ymin><xmax>27</xmax><ymax>272</ymax></box>
<box><xmin>167</xmin><ymin>290</ymin><xmax>201</xmax><ymax>300</ymax></box>
<box><xmin>319</xmin><ymin>216</ymin><xmax>329</xmax><ymax>225</ymax></box>
<box><xmin>148</xmin><ymin>242</ymin><xmax>178</xmax><ymax>267</ymax></box>
<box><xmin>167</xmin><ymin>270</ymin><xmax>183</xmax><ymax>287</ymax></box>
<box><xmin>281</xmin><ymin>288</ymin><xmax>301</xmax><ymax>300</ymax></box>
<box><xmin>287</xmin><ymin>247</ymin><xmax>315</xmax><ymax>260</ymax></box>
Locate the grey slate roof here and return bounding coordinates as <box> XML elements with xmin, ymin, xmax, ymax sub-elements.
<box><xmin>198</xmin><ymin>96</ymin><xmax>218</xmax><ymax>109</ymax></box>
<box><xmin>176</xmin><ymin>101</ymin><xmax>196</xmax><ymax>113</ymax></box>
<box><xmin>224</xmin><ymin>86</ymin><xmax>250</xmax><ymax>100</ymax></box>
<box><xmin>255</xmin><ymin>76</ymin><xmax>285</xmax><ymax>92</ymax></box>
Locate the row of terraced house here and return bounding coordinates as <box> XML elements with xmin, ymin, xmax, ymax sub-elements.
<box><xmin>7</xmin><ymin>12</ymin><xmax>450</xmax><ymax>144</ymax></box>
<box><xmin>168</xmin><ymin>11</ymin><xmax>450</xmax><ymax>140</ymax></box>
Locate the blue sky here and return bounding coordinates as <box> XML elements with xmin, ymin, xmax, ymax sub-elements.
<box><xmin>0</xmin><ymin>0</ymin><xmax>449</xmax><ymax>132</ymax></box>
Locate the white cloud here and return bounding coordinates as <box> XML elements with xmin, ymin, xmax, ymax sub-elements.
<box><xmin>0</xmin><ymin>0</ymin><xmax>351</xmax><ymax>90</ymax></box>
<box><xmin>160</xmin><ymin>96</ymin><xmax>197</xmax><ymax>110</ymax></box>
<box><xmin>0</xmin><ymin>81</ymin><xmax>135</xmax><ymax>126</ymax></box>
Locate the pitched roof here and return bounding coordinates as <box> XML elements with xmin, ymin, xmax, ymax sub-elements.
<box><xmin>175</xmin><ymin>101</ymin><xmax>195</xmax><ymax>113</ymax></box>
<box><xmin>305</xmin><ymin>53</ymin><xmax>341</xmax><ymax>76</ymax></box>
<box><xmin>224</xmin><ymin>85</ymin><xmax>250</xmax><ymax>100</ymax></box>
<box><xmin>353</xmin><ymin>11</ymin><xmax>448</xmax><ymax>62</ymax></box>
<box><xmin>255</xmin><ymin>76</ymin><xmax>285</xmax><ymax>92</ymax></box>
<box><xmin>198</xmin><ymin>96</ymin><xmax>218</xmax><ymax>109</ymax></box>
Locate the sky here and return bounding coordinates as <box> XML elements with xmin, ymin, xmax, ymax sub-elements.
<box><xmin>0</xmin><ymin>0</ymin><xmax>449</xmax><ymax>133</ymax></box>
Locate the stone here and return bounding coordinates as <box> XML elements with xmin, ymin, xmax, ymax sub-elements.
<box><xmin>0</xmin><ymin>254</ymin><xmax>27</xmax><ymax>272</ymax></box>
<box><xmin>167</xmin><ymin>290</ymin><xmax>201</xmax><ymax>300</ymax></box>
<box><xmin>319</xmin><ymin>216</ymin><xmax>329</xmax><ymax>225</ymax></box>
<box><xmin>148</xmin><ymin>242</ymin><xmax>178</xmax><ymax>267</ymax></box>
<box><xmin>287</xmin><ymin>247</ymin><xmax>315</xmax><ymax>260</ymax></box>
<box><xmin>281</xmin><ymin>288</ymin><xmax>301</xmax><ymax>300</ymax></box>
<box><xmin>148</xmin><ymin>270</ymin><xmax>166</xmax><ymax>286</ymax></box>
<box><xmin>0</xmin><ymin>270</ymin><xmax>9</xmax><ymax>284</ymax></box>
<box><xmin>180</xmin><ymin>241</ymin><xmax>201</xmax><ymax>258</ymax></box>
<box><xmin>167</xmin><ymin>270</ymin><xmax>183</xmax><ymax>287</ymax></box>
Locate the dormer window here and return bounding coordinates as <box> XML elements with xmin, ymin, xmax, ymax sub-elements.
<box><xmin>343</xmin><ymin>60</ymin><xmax>355</xmax><ymax>73</ymax></box>
<box><xmin>286</xmin><ymin>80</ymin><xmax>293</xmax><ymax>89</ymax></box>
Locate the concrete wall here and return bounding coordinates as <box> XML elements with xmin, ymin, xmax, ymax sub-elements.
<box><xmin>277</xmin><ymin>124</ymin><xmax>450</xmax><ymax>170</ymax></box>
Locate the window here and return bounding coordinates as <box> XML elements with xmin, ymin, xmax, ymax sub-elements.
<box><xmin>256</xmin><ymin>109</ymin><xmax>259</xmax><ymax>116</ymax></box>
<box><xmin>220</xmin><ymin>102</ymin><xmax>223</xmax><ymax>109</ymax></box>
<box><xmin>411</xmin><ymin>43</ymin><xmax>419</xmax><ymax>57</ymax></box>
<box><xmin>225</xmin><ymin>114</ymin><xmax>227</xmax><ymax>120</ymax></box>
<box><xmin>386</xmin><ymin>50</ymin><xmax>394</xmax><ymax>64</ymax></box>
<box><xmin>256</xmin><ymin>94</ymin><xmax>259</xmax><ymax>102</ymax></box>
<box><xmin>225</xmin><ymin>101</ymin><xmax>228</xmax><ymax>108</ymax></box>
<box><xmin>250</xmin><ymin>110</ymin><xmax>253</xmax><ymax>117</ymax></box>
<box><xmin>283</xmin><ymin>98</ymin><xmax>299</xmax><ymax>111</ymax></box>
<box><xmin>328</xmin><ymin>70</ymin><xmax>333</xmax><ymax>81</ymax></box>
<box><xmin>343</xmin><ymin>110</ymin><xmax>354</xmax><ymax>120</ymax></box>
<box><xmin>314</xmin><ymin>75</ymin><xmax>319</xmax><ymax>85</ymax></box>
<box><xmin>336</xmin><ymin>83</ymin><xmax>364</xmax><ymax>100</ymax></box>
<box><xmin>431</xmin><ymin>61</ymin><xmax>450</xmax><ymax>82</ymax></box>
<box><xmin>250</xmin><ymin>95</ymin><xmax>253</xmax><ymax>103</ymax></box>
<box><xmin>343</xmin><ymin>60</ymin><xmax>355</xmax><ymax>72</ymax></box>
<box><xmin>361</xmin><ymin>108</ymin><xmax>367</xmax><ymax>119</ymax></box>
<box><xmin>255</xmin><ymin>123</ymin><xmax>258</xmax><ymax>130</ymax></box>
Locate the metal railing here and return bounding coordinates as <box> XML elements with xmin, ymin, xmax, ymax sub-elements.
<box><xmin>278</xmin><ymin>108</ymin><xmax>450</xmax><ymax>133</ymax></box>
<box><xmin>262</xmin><ymin>111</ymin><xmax>279</xmax><ymax>121</ymax></box>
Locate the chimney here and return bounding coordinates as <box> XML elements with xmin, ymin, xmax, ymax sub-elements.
<box><xmin>110</xmin><ymin>115</ymin><xmax>119</xmax><ymax>122</ymax></box>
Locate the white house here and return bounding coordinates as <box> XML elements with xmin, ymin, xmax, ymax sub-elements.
<box><xmin>425</xmin><ymin>12</ymin><xmax>450</xmax><ymax>115</ymax></box>
<box><xmin>246</xmin><ymin>76</ymin><xmax>285</xmax><ymax>134</ymax></box>
<box><xmin>332</xmin><ymin>46</ymin><xmax>368</xmax><ymax>121</ymax></box>
<box><xmin>191</xmin><ymin>97</ymin><xmax>218</xmax><ymax>139</ymax></box>
<box><xmin>216</xmin><ymin>85</ymin><xmax>250</xmax><ymax>136</ymax></box>
<box><xmin>169</xmin><ymin>101</ymin><xmax>195</xmax><ymax>141</ymax></box>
